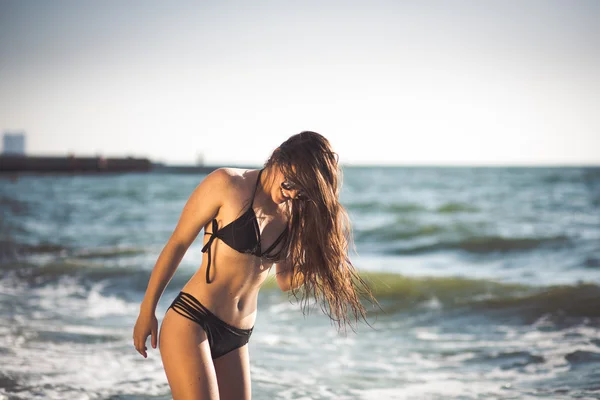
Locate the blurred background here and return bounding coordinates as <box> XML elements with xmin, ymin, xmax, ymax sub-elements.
<box><xmin>1</xmin><ymin>1</ymin><xmax>599</xmax><ymax>399</ymax></box>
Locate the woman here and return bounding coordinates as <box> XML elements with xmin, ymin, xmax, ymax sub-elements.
<box><xmin>133</xmin><ymin>131</ymin><xmax>372</xmax><ymax>399</ymax></box>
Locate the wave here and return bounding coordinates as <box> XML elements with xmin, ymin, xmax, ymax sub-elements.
<box><xmin>0</xmin><ymin>240</ymin><xmax>67</xmax><ymax>264</ymax></box>
<box><xmin>353</xmin><ymin>218</ymin><xmax>572</xmax><ymax>254</ymax></box>
<box><xmin>266</xmin><ymin>271</ymin><xmax>600</xmax><ymax>323</ymax></box>
<box><xmin>386</xmin><ymin>234</ymin><xmax>572</xmax><ymax>254</ymax></box>
<box><xmin>0</xmin><ymin>240</ymin><xmax>148</xmax><ymax>265</ymax></box>
<box><xmin>358</xmin><ymin>272</ymin><xmax>528</xmax><ymax>303</ymax></box>
<box><xmin>355</xmin><ymin>223</ymin><xmax>448</xmax><ymax>242</ymax></box>
<box><xmin>347</xmin><ymin>201</ymin><xmax>426</xmax><ymax>213</ymax></box>
<box><xmin>70</xmin><ymin>247</ymin><xmax>148</xmax><ymax>259</ymax></box>
<box><xmin>469</xmin><ymin>281</ymin><xmax>600</xmax><ymax>321</ymax></box>
<box><xmin>0</xmin><ymin>259</ymin><xmax>172</xmax><ymax>291</ymax></box>
<box><xmin>565</xmin><ymin>351</ymin><xmax>600</xmax><ymax>366</ymax></box>
<box><xmin>436</xmin><ymin>202</ymin><xmax>479</xmax><ymax>213</ymax></box>
<box><xmin>356</xmin><ymin>272</ymin><xmax>600</xmax><ymax>322</ymax></box>
<box><xmin>4</xmin><ymin>252</ymin><xmax>599</xmax><ymax>323</ymax></box>
<box><xmin>465</xmin><ymin>350</ymin><xmax>545</xmax><ymax>370</ymax></box>
<box><xmin>346</xmin><ymin>201</ymin><xmax>479</xmax><ymax>214</ymax></box>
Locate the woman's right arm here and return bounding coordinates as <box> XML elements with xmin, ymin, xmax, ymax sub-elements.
<box><xmin>133</xmin><ymin>168</ymin><xmax>229</xmax><ymax>357</ymax></box>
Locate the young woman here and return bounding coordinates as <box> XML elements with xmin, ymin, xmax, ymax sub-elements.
<box><xmin>133</xmin><ymin>131</ymin><xmax>372</xmax><ymax>399</ymax></box>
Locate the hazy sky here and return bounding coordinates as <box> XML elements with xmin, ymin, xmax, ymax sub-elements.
<box><xmin>1</xmin><ymin>0</ymin><xmax>599</xmax><ymax>165</ymax></box>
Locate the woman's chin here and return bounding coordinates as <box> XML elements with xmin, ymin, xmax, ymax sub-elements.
<box><xmin>273</xmin><ymin>193</ymin><xmax>285</xmax><ymax>205</ymax></box>
<box><xmin>275</xmin><ymin>189</ymin><xmax>289</xmax><ymax>204</ymax></box>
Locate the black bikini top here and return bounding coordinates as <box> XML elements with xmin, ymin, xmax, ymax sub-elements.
<box><xmin>201</xmin><ymin>169</ymin><xmax>287</xmax><ymax>283</ymax></box>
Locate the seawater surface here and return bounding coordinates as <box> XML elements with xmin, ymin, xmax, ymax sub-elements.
<box><xmin>1</xmin><ymin>166</ymin><xmax>599</xmax><ymax>399</ymax></box>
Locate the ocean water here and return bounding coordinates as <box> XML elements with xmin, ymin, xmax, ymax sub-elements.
<box><xmin>1</xmin><ymin>166</ymin><xmax>599</xmax><ymax>400</ymax></box>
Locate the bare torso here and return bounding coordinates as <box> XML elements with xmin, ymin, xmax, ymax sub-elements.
<box><xmin>180</xmin><ymin>168</ymin><xmax>288</xmax><ymax>330</ymax></box>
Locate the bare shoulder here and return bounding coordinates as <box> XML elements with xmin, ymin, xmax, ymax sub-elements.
<box><xmin>195</xmin><ymin>168</ymin><xmax>259</xmax><ymax>207</ymax></box>
<box><xmin>217</xmin><ymin>167</ymin><xmax>259</xmax><ymax>193</ymax></box>
<box><xmin>203</xmin><ymin>167</ymin><xmax>233</xmax><ymax>186</ymax></box>
<box><xmin>198</xmin><ymin>168</ymin><xmax>241</xmax><ymax>194</ymax></box>
<box><xmin>168</xmin><ymin>168</ymin><xmax>238</xmax><ymax>247</ymax></box>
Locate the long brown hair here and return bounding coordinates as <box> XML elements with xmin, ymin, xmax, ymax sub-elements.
<box><xmin>265</xmin><ymin>131</ymin><xmax>375</xmax><ymax>331</ymax></box>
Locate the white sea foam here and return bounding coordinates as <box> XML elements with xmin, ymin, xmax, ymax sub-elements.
<box><xmin>85</xmin><ymin>287</ymin><xmax>138</xmax><ymax>318</ymax></box>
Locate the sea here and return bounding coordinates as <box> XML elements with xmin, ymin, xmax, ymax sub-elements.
<box><xmin>1</xmin><ymin>166</ymin><xmax>599</xmax><ymax>400</ymax></box>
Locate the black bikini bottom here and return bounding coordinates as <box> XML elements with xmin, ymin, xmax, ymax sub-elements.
<box><xmin>169</xmin><ymin>291</ymin><xmax>254</xmax><ymax>359</ymax></box>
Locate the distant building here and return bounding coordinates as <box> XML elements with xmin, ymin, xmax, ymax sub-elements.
<box><xmin>2</xmin><ymin>131</ymin><xmax>26</xmax><ymax>155</ymax></box>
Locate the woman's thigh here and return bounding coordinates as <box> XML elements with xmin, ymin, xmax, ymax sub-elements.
<box><xmin>214</xmin><ymin>345</ymin><xmax>251</xmax><ymax>400</ymax></box>
<box><xmin>159</xmin><ymin>309</ymin><xmax>219</xmax><ymax>400</ymax></box>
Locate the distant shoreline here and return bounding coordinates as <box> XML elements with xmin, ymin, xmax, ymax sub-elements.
<box><xmin>0</xmin><ymin>154</ymin><xmax>259</xmax><ymax>175</ymax></box>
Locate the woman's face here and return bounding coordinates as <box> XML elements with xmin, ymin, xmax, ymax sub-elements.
<box><xmin>270</xmin><ymin>167</ymin><xmax>307</xmax><ymax>204</ymax></box>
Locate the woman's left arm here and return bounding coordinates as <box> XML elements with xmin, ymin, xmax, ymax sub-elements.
<box><xmin>275</xmin><ymin>259</ymin><xmax>305</xmax><ymax>292</ymax></box>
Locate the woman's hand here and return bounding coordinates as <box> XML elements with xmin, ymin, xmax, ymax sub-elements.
<box><xmin>133</xmin><ymin>310</ymin><xmax>158</xmax><ymax>358</ymax></box>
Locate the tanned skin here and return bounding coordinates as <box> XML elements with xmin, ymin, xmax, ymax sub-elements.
<box><xmin>133</xmin><ymin>166</ymin><xmax>303</xmax><ymax>400</ymax></box>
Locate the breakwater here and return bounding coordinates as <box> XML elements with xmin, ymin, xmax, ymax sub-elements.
<box><xmin>0</xmin><ymin>155</ymin><xmax>152</xmax><ymax>174</ymax></box>
<box><xmin>0</xmin><ymin>155</ymin><xmax>258</xmax><ymax>175</ymax></box>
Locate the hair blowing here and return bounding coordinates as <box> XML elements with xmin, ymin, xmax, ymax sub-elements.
<box><xmin>264</xmin><ymin>131</ymin><xmax>376</xmax><ymax>331</ymax></box>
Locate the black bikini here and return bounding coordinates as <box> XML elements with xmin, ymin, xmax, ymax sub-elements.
<box><xmin>201</xmin><ymin>168</ymin><xmax>287</xmax><ymax>284</ymax></box>
<box><xmin>169</xmin><ymin>169</ymin><xmax>287</xmax><ymax>359</ymax></box>
<box><xmin>170</xmin><ymin>292</ymin><xmax>254</xmax><ymax>359</ymax></box>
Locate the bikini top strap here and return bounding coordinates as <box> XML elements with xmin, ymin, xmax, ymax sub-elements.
<box><xmin>250</xmin><ymin>169</ymin><xmax>264</xmax><ymax>207</ymax></box>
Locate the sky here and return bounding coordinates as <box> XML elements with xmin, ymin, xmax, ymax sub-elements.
<box><xmin>0</xmin><ymin>0</ymin><xmax>599</xmax><ymax>166</ymax></box>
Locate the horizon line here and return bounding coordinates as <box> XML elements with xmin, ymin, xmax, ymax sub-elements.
<box><xmin>2</xmin><ymin>153</ymin><xmax>599</xmax><ymax>168</ymax></box>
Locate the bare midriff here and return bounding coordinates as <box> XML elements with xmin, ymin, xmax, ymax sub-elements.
<box><xmin>180</xmin><ymin>239</ymin><xmax>274</xmax><ymax>331</ymax></box>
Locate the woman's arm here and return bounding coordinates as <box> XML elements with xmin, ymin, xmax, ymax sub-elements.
<box><xmin>140</xmin><ymin>169</ymin><xmax>228</xmax><ymax>312</ymax></box>
<box><xmin>275</xmin><ymin>259</ymin><xmax>305</xmax><ymax>292</ymax></box>
<box><xmin>133</xmin><ymin>168</ymin><xmax>229</xmax><ymax>357</ymax></box>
